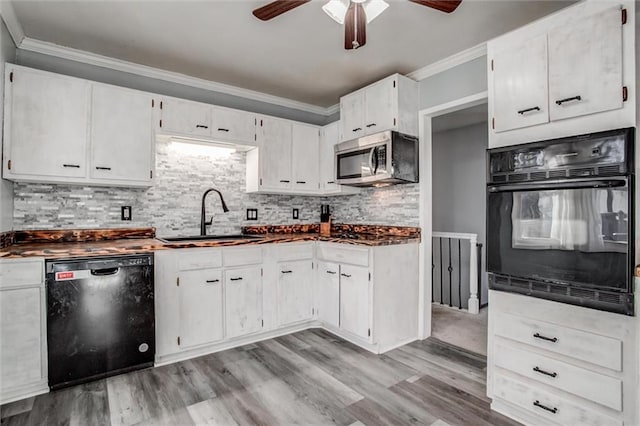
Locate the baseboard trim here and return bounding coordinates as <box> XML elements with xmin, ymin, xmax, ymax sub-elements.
<box><xmin>0</xmin><ymin>380</ymin><xmax>49</xmax><ymax>405</ymax></box>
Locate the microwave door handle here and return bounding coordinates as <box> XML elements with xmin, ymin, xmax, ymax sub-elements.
<box><xmin>368</xmin><ymin>147</ymin><xmax>376</xmax><ymax>176</ymax></box>
<box><xmin>488</xmin><ymin>177</ymin><xmax>627</xmax><ymax>193</ymax></box>
<box><xmin>373</xmin><ymin>147</ymin><xmax>379</xmax><ymax>175</ymax></box>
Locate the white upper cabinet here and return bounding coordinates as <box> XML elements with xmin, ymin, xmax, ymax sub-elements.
<box><xmin>547</xmin><ymin>6</ymin><xmax>623</xmax><ymax>121</ymax></box>
<box><xmin>492</xmin><ymin>35</ymin><xmax>549</xmax><ymax>133</ymax></box>
<box><xmin>159</xmin><ymin>97</ymin><xmax>212</xmax><ymax>138</ymax></box>
<box><xmin>211</xmin><ymin>106</ymin><xmax>256</xmax><ymax>144</ymax></box>
<box><xmin>90</xmin><ymin>84</ymin><xmax>154</xmax><ymax>184</ymax></box>
<box><xmin>339</xmin><ymin>74</ymin><xmax>418</xmax><ymax>142</ymax></box>
<box><xmin>488</xmin><ymin>2</ymin><xmax>634</xmax><ymax>148</ymax></box>
<box><xmin>319</xmin><ymin>122</ymin><xmax>359</xmax><ymax>195</ymax></box>
<box><xmin>291</xmin><ymin>123</ymin><xmax>320</xmax><ymax>193</ymax></box>
<box><xmin>253</xmin><ymin>116</ymin><xmax>293</xmax><ymax>192</ymax></box>
<box><xmin>340</xmin><ymin>93</ymin><xmax>366</xmax><ymax>140</ymax></box>
<box><xmin>4</xmin><ymin>66</ymin><xmax>89</xmax><ymax>180</ymax></box>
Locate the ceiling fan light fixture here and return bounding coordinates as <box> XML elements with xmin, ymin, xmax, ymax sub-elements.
<box><xmin>363</xmin><ymin>0</ymin><xmax>388</xmax><ymax>23</ymax></box>
<box><xmin>322</xmin><ymin>0</ymin><xmax>350</xmax><ymax>24</ymax></box>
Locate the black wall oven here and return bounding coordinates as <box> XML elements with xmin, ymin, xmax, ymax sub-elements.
<box><xmin>487</xmin><ymin>128</ymin><xmax>634</xmax><ymax>315</ymax></box>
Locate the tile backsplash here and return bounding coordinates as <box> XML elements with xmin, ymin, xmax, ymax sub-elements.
<box><xmin>13</xmin><ymin>139</ymin><xmax>419</xmax><ymax>234</ymax></box>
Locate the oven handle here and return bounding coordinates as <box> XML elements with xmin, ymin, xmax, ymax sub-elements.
<box><xmin>488</xmin><ymin>177</ymin><xmax>628</xmax><ymax>193</ymax></box>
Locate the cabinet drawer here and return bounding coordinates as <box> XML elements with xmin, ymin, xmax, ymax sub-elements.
<box><xmin>317</xmin><ymin>244</ymin><xmax>369</xmax><ymax>267</ymax></box>
<box><xmin>495</xmin><ymin>312</ymin><xmax>622</xmax><ymax>371</ymax></box>
<box><xmin>493</xmin><ymin>372</ymin><xmax>621</xmax><ymax>426</ymax></box>
<box><xmin>177</xmin><ymin>249</ymin><xmax>222</xmax><ymax>271</ymax></box>
<box><xmin>0</xmin><ymin>259</ymin><xmax>44</xmax><ymax>288</ymax></box>
<box><xmin>223</xmin><ymin>247</ymin><xmax>262</xmax><ymax>267</ymax></box>
<box><xmin>494</xmin><ymin>343</ymin><xmax>622</xmax><ymax>411</ymax></box>
<box><xmin>275</xmin><ymin>243</ymin><xmax>313</xmax><ymax>261</ymax></box>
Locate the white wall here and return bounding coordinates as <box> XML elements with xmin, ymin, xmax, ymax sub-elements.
<box><xmin>0</xmin><ymin>16</ymin><xmax>16</xmax><ymax>232</ymax></box>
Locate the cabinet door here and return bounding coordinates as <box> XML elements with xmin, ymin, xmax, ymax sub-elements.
<box><xmin>339</xmin><ymin>264</ymin><xmax>370</xmax><ymax>340</ymax></box>
<box><xmin>225</xmin><ymin>266</ymin><xmax>263</xmax><ymax>338</ymax></box>
<box><xmin>178</xmin><ymin>269</ymin><xmax>224</xmax><ymax>348</ymax></box>
<box><xmin>0</xmin><ymin>287</ymin><xmax>44</xmax><ymax>390</ymax></box>
<box><xmin>491</xmin><ymin>34</ymin><xmax>549</xmax><ymax>132</ymax></box>
<box><xmin>211</xmin><ymin>107</ymin><xmax>256</xmax><ymax>144</ymax></box>
<box><xmin>6</xmin><ymin>67</ymin><xmax>89</xmax><ymax>178</ymax></box>
<box><xmin>160</xmin><ymin>98</ymin><xmax>212</xmax><ymax>137</ymax></box>
<box><xmin>257</xmin><ymin>117</ymin><xmax>292</xmax><ymax>191</ymax></box>
<box><xmin>277</xmin><ymin>260</ymin><xmax>313</xmax><ymax>325</ymax></box>
<box><xmin>319</xmin><ymin>122</ymin><xmax>340</xmax><ymax>193</ymax></box>
<box><xmin>90</xmin><ymin>85</ymin><xmax>154</xmax><ymax>183</ymax></box>
<box><xmin>548</xmin><ymin>6</ymin><xmax>623</xmax><ymax>121</ymax></box>
<box><xmin>316</xmin><ymin>261</ymin><xmax>340</xmax><ymax>328</ymax></box>
<box><xmin>291</xmin><ymin>123</ymin><xmax>320</xmax><ymax>192</ymax></box>
<box><xmin>340</xmin><ymin>92</ymin><xmax>365</xmax><ymax>141</ymax></box>
<box><xmin>364</xmin><ymin>79</ymin><xmax>395</xmax><ymax>135</ymax></box>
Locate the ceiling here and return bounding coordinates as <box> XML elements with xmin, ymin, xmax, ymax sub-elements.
<box><xmin>11</xmin><ymin>0</ymin><xmax>573</xmax><ymax>108</ymax></box>
<box><xmin>432</xmin><ymin>102</ymin><xmax>488</xmax><ymax>133</ymax></box>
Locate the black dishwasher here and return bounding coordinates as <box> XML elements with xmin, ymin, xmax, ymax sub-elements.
<box><xmin>46</xmin><ymin>254</ymin><xmax>155</xmax><ymax>390</ymax></box>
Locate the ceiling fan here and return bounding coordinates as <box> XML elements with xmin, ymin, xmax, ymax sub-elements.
<box><xmin>252</xmin><ymin>0</ymin><xmax>462</xmax><ymax>50</ymax></box>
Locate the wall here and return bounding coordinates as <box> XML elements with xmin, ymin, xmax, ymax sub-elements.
<box><xmin>418</xmin><ymin>55</ymin><xmax>487</xmax><ymax>110</ymax></box>
<box><xmin>12</xmin><ymin>138</ymin><xmax>419</xmax><ymax>234</ymax></box>
<box><xmin>16</xmin><ymin>50</ymin><xmax>332</xmax><ymax>126</ymax></box>
<box><xmin>432</xmin><ymin>121</ymin><xmax>488</xmax><ymax>303</ymax></box>
<box><xmin>0</xmin><ymin>17</ymin><xmax>16</xmax><ymax>232</ymax></box>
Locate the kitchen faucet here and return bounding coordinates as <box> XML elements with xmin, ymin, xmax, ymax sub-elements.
<box><xmin>200</xmin><ymin>188</ymin><xmax>229</xmax><ymax>236</ymax></box>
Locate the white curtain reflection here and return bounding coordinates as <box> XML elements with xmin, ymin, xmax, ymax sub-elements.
<box><xmin>512</xmin><ymin>188</ymin><xmax>627</xmax><ymax>252</ymax></box>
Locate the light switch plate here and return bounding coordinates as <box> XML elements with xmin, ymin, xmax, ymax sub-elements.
<box><xmin>292</xmin><ymin>208</ymin><xmax>299</xmax><ymax>220</ymax></box>
<box><xmin>121</xmin><ymin>206</ymin><xmax>132</xmax><ymax>221</ymax></box>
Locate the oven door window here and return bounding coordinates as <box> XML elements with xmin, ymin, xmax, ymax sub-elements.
<box><xmin>488</xmin><ymin>183</ymin><xmax>630</xmax><ymax>291</ymax></box>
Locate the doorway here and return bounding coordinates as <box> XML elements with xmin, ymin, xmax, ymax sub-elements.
<box><xmin>417</xmin><ymin>91</ymin><xmax>489</xmax><ymax>356</ymax></box>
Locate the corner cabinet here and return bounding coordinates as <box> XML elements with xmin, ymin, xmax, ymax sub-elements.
<box><xmin>3</xmin><ymin>65</ymin><xmax>155</xmax><ymax>187</ymax></box>
<box><xmin>0</xmin><ymin>258</ymin><xmax>48</xmax><ymax>404</ymax></box>
<box><xmin>488</xmin><ymin>2</ymin><xmax>635</xmax><ymax>148</ymax></box>
<box><xmin>339</xmin><ymin>74</ymin><xmax>418</xmax><ymax>142</ymax></box>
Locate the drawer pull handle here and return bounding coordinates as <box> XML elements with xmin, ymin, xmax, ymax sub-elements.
<box><xmin>555</xmin><ymin>95</ymin><xmax>581</xmax><ymax>106</ymax></box>
<box><xmin>352</xmin><ymin>127</ymin><xmax>362</xmax><ymax>132</ymax></box>
<box><xmin>296</xmin><ymin>181</ymin><xmax>306</xmax><ymax>184</ymax></box>
<box><xmin>280</xmin><ymin>180</ymin><xmax>290</xmax><ymax>183</ymax></box>
<box><xmin>533</xmin><ymin>400</ymin><xmax>557</xmax><ymax>414</ymax></box>
<box><xmin>281</xmin><ymin>270</ymin><xmax>293</xmax><ymax>274</ymax></box>
<box><xmin>326</xmin><ymin>270</ymin><xmax>337</xmax><ymax>275</ymax></box>
<box><xmin>206</xmin><ymin>279</ymin><xmax>220</xmax><ymax>283</ymax></box>
<box><xmin>365</xmin><ymin>123</ymin><xmax>376</xmax><ymax>128</ymax></box>
<box><xmin>196</xmin><ymin>124</ymin><xmax>209</xmax><ymax>129</ymax></box>
<box><xmin>63</xmin><ymin>164</ymin><xmax>81</xmax><ymax>168</ymax></box>
<box><xmin>217</xmin><ymin>128</ymin><xmax>229</xmax><ymax>132</ymax></box>
<box><xmin>340</xmin><ymin>273</ymin><xmax>351</xmax><ymax>278</ymax></box>
<box><xmin>533</xmin><ymin>366</ymin><xmax>557</xmax><ymax>378</ymax></box>
<box><xmin>533</xmin><ymin>333</ymin><xmax>558</xmax><ymax>343</ymax></box>
<box><xmin>95</xmin><ymin>166</ymin><xmax>112</xmax><ymax>171</ymax></box>
<box><xmin>517</xmin><ymin>106</ymin><xmax>540</xmax><ymax>115</ymax></box>
<box><xmin>230</xmin><ymin>277</ymin><xmax>243</xmax><ymax>281</ymax></box>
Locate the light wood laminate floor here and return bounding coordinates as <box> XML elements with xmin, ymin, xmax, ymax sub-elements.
<box><xmin>1</xmin><ymin>329</ymin><xmax>519</xmax><ymax>426</ymax></box>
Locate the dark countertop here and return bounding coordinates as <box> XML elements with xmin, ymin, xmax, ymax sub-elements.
<box><xmin>0</xmin><ymin>225</ymin><xmax>421</xmax><ymax>259</ymax></box>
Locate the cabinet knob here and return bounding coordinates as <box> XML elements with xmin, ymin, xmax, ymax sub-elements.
<box><xmin>517</xmin><ymin>106</ymin><xmax>541</xmax><ymax>115</ymax></box>
<box><xmin>555</xmin><ymin>95</ymin><xmax>582</xmax><ymax>106</ymax></box>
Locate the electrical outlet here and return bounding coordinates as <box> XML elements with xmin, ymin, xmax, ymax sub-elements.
<box><xmin>292</xmin><ymin>208</ymin><xmax>299</xmax><ymax>220</ymax></box>
<box><xmin>246</xmin><ymin>208</ymin><xmax>258</xmax><ymax>221</ymax></box>
<box><xmin>121</xmin><ymin>206</ymin><xmax>132</xmax><ymax>221</ymax></box>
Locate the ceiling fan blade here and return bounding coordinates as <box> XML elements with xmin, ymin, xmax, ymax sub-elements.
<box><xmin>408</xmin><ymin>0</ymin><xmax>462</xmax><ymax>13</ymax></box>
<box><xmin>252</xmin><ymin>0</ymin><xmax>310</xmax><ymax>21</ymax></box>
<box><xmin>344</xmin><ymin>3</ymin><xmax>367</xmax><ymax>50</ymax></box>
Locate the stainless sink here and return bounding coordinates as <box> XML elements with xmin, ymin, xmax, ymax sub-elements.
<box><xmin>158</xmin><ymin>234</ymin><xmax>264</xmax><ymax>243</ymax></box>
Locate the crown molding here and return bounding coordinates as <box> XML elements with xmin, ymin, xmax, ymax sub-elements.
<box><xmin>407</xmin><ymin>43</ymin><xmax>487</xmax><ymax>82</ymax></box>
<box><xmin>0</xmin><ymin>1</ymin><xmax>25</xmax><ymax>46</ymax></box>
<box><xmin>18</xmin><ymin>37</ymin><xmax>335</xmax><ymax>117</ymax></box>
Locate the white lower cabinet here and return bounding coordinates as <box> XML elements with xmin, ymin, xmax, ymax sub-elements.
<box><xmin>488</xmin><ymin>290</ymin><xmax>638</xmax><ymax>426</ymax></box>
<box><xmin>277</xmin><ymin>260</ymin><xmax>314</xmax><ymax>326</ymax></box>
<box><xmin>338</xmin><ymin>264</ymin><xmax>370</xmax><ymax>340</ymax></box>
<box><xmin>316</xmin><ymin>261</ymin><xmax>340</xmax><ymax>328</ymax></box>
<box><xmin>0</xmin><ymin>258</ymin><xmax>48</xmax><ymax>404</ymax></box>
<box><xmin>225</xmin><ymin>266</ymin><xmax>263</xmax><ymax>339</ymax></box>
<box><xmin>178</xmin><ymin>268</ymin><xmax>224</xmax><ymax>348</ymax></box>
